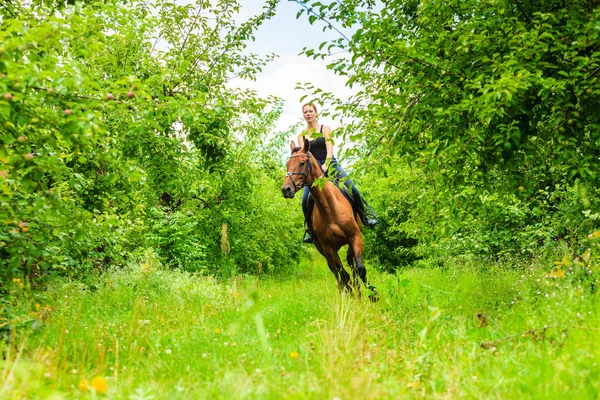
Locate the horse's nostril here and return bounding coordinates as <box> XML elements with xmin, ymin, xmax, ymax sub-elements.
<box><xmin>281</xmin><ymin>186</ymin><xmax>293</xmax><ymax>197</ymax></box>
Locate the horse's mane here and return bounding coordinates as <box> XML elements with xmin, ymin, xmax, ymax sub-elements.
<box><xmin>291</xmin><ymin>146</ymin><xmax>302</xmax><ymax>153</ymax></box>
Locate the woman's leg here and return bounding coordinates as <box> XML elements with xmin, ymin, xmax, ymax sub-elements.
<box><xmin>328</xmin><ymin>160</ymin><xmax>378</xmax><ymax>228</ymax></box>
<box><xmin>325</xmin><ymin>158</ymin><xmax>347</xmax><ymax>181</ymax></box>
<box><xmin>301</xmin><ymin>186</ymin><xmax>315</xmax><ymax>243</ymax></box>
<box><xmin>302</xmin><ymin>185</ymin><xmax>310</xmax><ymax>214</ymax></box>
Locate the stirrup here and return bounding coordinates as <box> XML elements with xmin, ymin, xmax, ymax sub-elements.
<box><xmin>302</xmin><ymin>230</ymin><xmax>315</xmax><ymax>243</ymax></box>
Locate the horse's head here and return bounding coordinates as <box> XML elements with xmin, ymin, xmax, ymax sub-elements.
<box><xmin>281</xmin><ymin>139</ymin><xmax>313</xmax><ymax>199</ymax></box>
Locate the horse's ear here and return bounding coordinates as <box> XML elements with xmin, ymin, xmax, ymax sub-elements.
<box><xmin>289</xmin><ymin>141</ymin><xmax>296</xmax><ymax>153</ymax></box>
<box><xmin>303</xmin><ymin>137</ymin><xmax>311</xmax><ymax>153</ymax></box>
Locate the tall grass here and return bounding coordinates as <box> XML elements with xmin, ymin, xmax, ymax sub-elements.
<box><xmin>1</xmin><ymin>250</ymin><xmax>598</xmax><ymax>399</ymax></box>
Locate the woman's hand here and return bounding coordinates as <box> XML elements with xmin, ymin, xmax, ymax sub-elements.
<box><xmin>323</xmin><ymin>158</ymin><xmax>332</xmax><ymax>175</ymax></box>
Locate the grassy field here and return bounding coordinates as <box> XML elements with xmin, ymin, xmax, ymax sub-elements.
<box><xmin>1</xmin><ymin>249</ymin><xmax>599</xmax><ymax>399</ymax></box>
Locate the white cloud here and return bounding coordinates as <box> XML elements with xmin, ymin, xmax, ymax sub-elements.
<box><xmin>156</xmin><ymin>0</ymin><xmax>354</xmax><ymax>144</ymax></box>
<box><xmin>233</xmin><ymin>52</ymin><xmax>356</xmax><ymax>142</ymax></box>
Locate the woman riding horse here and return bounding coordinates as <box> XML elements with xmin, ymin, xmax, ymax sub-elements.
<box><xmin>281</xmin><ymin>138</ymin><xmax>379</xmax><ymax>298</ymax></box>
<box><xmin>297</xmin><ymin>103</ymin><xmax>377</xmax><ymax>243</ymax></box>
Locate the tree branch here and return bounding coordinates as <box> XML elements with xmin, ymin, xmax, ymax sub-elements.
<box><xmin>448</xmin><ymin>3</ymin><xmax>465</xmax><ymax>20</ymax></box>
<box><xmin>587</xmin><ymin>66</ymin><xmax>600</xmax><ymax>79</ymax></box>
<box><xmin>363</xmin><ymin>91</ymin><xmax>424</xmax><ymax>163</ymax></box>
<box><xmin>382</xmin><ymin>92</ymin><xmax>424</xmax><ymax>154</ymax></box>
<box><xmin>0</xmin><ymin>1</ymin><xmax>17</xmax><ymax>18</ymax></box>
<box><xmin>512</xmin><ymin>0</ymin><xmax>532</xmax><ymax>24</ymax></box>
<box><xmin>177</xmin><ymin>2</ymin><xmax>205</xmax><ymax>57</ymax></box>
<box><xmin>291</xmin><ymin>0</ymin><xmax>351</xmax><ymax>43</ymax></box>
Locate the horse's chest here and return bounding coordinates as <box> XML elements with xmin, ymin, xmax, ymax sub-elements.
<box><xmin>318</xmin><ymin>224</ymin><xmax>348</xmax><ymax>243</ymax></box>
<box><xmin>313</xmin><ymin>205</ymin><xmax>356</xmax><ymax>244</ymax></box>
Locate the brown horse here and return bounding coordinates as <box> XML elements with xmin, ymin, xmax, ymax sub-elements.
<box><xmin>281</xmin><ymin>140</ymin><xmax>379</xmax><ymax>300</ymax></box>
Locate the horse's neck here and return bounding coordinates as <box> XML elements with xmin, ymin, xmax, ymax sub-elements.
<box><xmin>305</xmin><ymin>157</ymin><xmax>322</xmax><ymax>187</ymax></box>
<box><xmin>307</xmin><ymin>164</ymin><xmax>339</xmax><ymax>212</ymax></box>
<box><xmin>309</xmin><ymin>181</ymin><xmax>337</xmax><ymax>203</ymax></box>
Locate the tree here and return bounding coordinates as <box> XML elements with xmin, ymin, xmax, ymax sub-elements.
<box><xmin>293</xmin><ymin>0</ymin><xmax>600</xmax><ymax>265</ymax></box>
<box><xmin>0</xmin><ymin>0</ymin><xmax>302</xmax><ymax>288</ymax></box>
<box><xmin>297</xmin><ymin>0</ymin><xmax>600</xmax><ymax>192</ymax></box>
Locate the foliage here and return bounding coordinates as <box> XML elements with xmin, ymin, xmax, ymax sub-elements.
<box><xmin>358</xmin><ymin>160</ymin><xmax>600</xmax><ymax>272</ymax></box>
<box><xmin>359</xmin><ymin>164</ymin><xmax>421</xmax><ymax>272</ymax></box>
<box><xmin>3</xmin><ymin>2</ymin><xmax>600</xmax><ymax>396</ymax></box>
<box><xmin>298</xmin><ymin>0</ymin><xmax>600</xmax><ymax>189</ymax></box>
<box><xmin>294</xmin><ymin>0</ymin><xmax>600</xmax><ymax>268</ymax></box>
<box><xmin>0</xmin><ymin>0</ymin><xmax>302</xmax><ymax>294</ymax></box>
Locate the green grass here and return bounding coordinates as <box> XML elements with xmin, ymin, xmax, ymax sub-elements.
<box><xmin>1</xmin><ymin>250</ymin><xmax>599</xmax><ymax>399</ymax></box>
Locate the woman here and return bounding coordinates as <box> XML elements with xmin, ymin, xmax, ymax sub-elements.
<box><xmin>298</xmin><ymin>103</ymin><xmax>377</xmax><ymax>243</ymax></box>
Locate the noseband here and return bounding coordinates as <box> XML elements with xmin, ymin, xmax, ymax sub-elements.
<box><xmin>285</xmin><ymin>152</ymin><xmax>314</xmax><ymax>193</ymax></box>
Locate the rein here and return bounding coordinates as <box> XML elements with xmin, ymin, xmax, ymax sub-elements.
<box><xmin>285</xmin><ymin>152</ymin><xmax>323</xmax><ymax>193</ymax></box>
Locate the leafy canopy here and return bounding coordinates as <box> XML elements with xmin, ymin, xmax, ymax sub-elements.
<box><xmin>0</xmin><ymin>0</ymin><xmax>303</xmax><ymax>288</ymax></box>
<box><xmin>297</xmin><ymin>0</ymin><xmax>600</xmax><ymax>193</ymax></box>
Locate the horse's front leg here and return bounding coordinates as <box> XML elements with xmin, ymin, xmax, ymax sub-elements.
<box><xmin>331</xmin><ymin>250</ymin><xmax>352</xmax><ymax>293</ymax></box>
<box><xmin>315</xmin><ymin>241</ymin><xmax>345</xmax><ymax>291</ymax></box>
<box><xmin>349</xmin><ymin>235</ymin><xmax>379</xmax><ymax>301</ymax></box>
<box><xmin>346</xmin><ymin>246</ymin><xmax>361</xmax><ymax>298</ymax></box>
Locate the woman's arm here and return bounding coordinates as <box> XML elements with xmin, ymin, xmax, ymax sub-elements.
<box><xmin>297</xmin><ymin>132</ymin><xmax>304</xmax><ymax>149</ymax></box>
<box><xmin>323</xmin><ymin>125</ymin><xmax>334</xmax><ymax>172</ymax></box>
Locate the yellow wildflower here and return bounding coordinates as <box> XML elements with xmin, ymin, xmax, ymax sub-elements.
<box><xmin>289</xmin><ymin>352</ymin><xmax>299</xmax><ymax>358</ymax></box>
<box><xmin>214</xmin><ymin>328</ymin><xmax>220</xmax><ymax>334</ymax></box>
<box><xmin>91</xmin><ymin>377</ymin><xmax>108</xmax><ymax>394</ymax></box>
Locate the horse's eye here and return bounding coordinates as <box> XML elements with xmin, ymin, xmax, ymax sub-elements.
<box><xmin>299</xmin><ymin>162</ymin><xmax>305</xmax><ymax>166</ymax></box>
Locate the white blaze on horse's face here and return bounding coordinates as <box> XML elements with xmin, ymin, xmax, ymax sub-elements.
<box><xmin>281</xmin><ymin>161</ymin><xmax>299</xmax><ymax>199</ymax></box>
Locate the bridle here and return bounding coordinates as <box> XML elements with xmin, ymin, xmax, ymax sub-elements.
<box><xmin>284</xmin><ymin>152</ymin><xmax>315</xmax><ymax>193</ymax></box>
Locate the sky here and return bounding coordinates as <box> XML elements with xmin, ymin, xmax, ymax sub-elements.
<box><xmin>233</xmin><ymin>1</ymin><xmax>357</xmax><ymax>137</ymax></box>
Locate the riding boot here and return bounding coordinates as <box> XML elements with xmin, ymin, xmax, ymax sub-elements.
<box><xmin>302</xmin><ymin>193</ymin><xmax>315</xmax><ymax>243</ymax></box>
<box><xmin>351</xmin><ymin>186</ymin><xmax>378</xmax><ymax>228</ymax></box>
